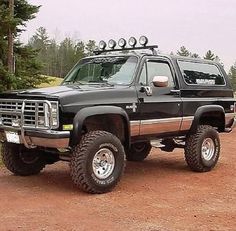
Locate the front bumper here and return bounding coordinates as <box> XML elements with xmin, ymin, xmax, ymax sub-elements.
<box><xmin>0</xmin><ymin>129</ymin><xmax>70</xmax><ymax>148</ymax></box>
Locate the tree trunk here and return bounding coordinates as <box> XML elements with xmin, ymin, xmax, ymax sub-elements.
<box><xmin>7</xmin><ymin>0</ymin><xmax>14</xmax><ymax>74</ymax></box>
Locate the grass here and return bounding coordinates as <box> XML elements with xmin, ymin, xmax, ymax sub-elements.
<box><xmin>38</xmin><ymin>76</ymin><xmax>63</xmax><ymax>88</ymax></box>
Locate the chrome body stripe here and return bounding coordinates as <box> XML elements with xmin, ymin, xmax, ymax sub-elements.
<box><xmin>180</xmin><ymin>116</ymin><xmax>194</xmax><ymax>131</ymax></box>
<box><xmin>140</xmin><ymin>117</ymin><xmax>181</xmax><ymax>125</ymax></box>
<box><xmin>130</xmin><ymin>117</ymin><xmax>183</xmax><ymax>136</ymax></box>
<box><xmin>130</xmin><ymin>121</ymin><xmax>140</xmax><ymax>136</ymax></box>
<box><xmin>130</xmin><ymin>113</ymin><xmax>236</xmax><ymax>136</ymax></box>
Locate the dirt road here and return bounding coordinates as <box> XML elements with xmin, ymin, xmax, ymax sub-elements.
<box><xmin>0</xmin><ymin>131</ymin><xmax>235</xmax><ymax>231</ymax></box>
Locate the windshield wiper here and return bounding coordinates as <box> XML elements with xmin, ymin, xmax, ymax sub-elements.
<box><xmin>88</xmin><ymin>80</ymin><xmax>114</xmax><ymax>87</ymax></box>
<box><xmin>63</xmin><ymin>80</ymin><xmax>84</xmax><ymax>85</ymax></box>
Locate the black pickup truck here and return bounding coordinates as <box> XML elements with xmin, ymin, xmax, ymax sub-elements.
<box><xmin>0</xmin><ymin>36</ymin><xmax>235</xmax><ymax>194</ymax></box>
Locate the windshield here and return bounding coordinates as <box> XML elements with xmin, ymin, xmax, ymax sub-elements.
<box><xmin>62</xmin><ymin>56</ymin><xmax>138</xmax><ymax>85</ymax></box>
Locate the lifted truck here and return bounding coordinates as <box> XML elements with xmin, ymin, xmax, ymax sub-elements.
<box><xmin>0</xmin><ymin>36</ymin><xmax>235</xmax><ymax>194</ymax></box>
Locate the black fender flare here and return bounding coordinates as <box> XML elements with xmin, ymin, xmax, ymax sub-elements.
<box><xmin>71</xmin><ymin>106</ymin><xmax>130</xmax><ymax>147</ymax></box>
<box><xmin>189</xmin><ymin>105</ymin><xmax>225</xmax><ymax>133</ymax></box>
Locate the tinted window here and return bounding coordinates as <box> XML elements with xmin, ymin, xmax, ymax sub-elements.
<box><xmin>63</xmin><ymin>56</ymin><xmax>138</xmax><ymax>85</ymax></box>
<box><xmin>139</xmin><ymin>61</ymin><xmax>174</xmax><ymax>87</ymax></box>
<box><xmin>178</xmin><ymin>61</ymin><xmax>225</xmax><ymax>85</ymax></box>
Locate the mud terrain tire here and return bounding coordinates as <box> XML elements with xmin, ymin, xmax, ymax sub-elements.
<box><xmin>185</xmin><ymin>125</ymin><xmax>220</xmax><ymax>172</ymax></box>
<box><xmin>1</xmin><ymin>143</ymin><xmax>46</xmax><ymax>176</ymax></box>
<box><xmin>70</xmin><ymin>131</ymin><xmax>125</xmax><ymax>194</ymax></box>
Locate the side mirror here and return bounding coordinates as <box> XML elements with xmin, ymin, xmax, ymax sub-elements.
<box><xmin>152</xmin><ymin>76</ymin><xmax>169</xmax><ymax>87</ymax></box>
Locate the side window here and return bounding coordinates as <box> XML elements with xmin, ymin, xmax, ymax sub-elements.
<box><xmin>147</xmin><ymin>61</ymin><xmax>174</xmax><ymax>87</ymax></box>
<box><xmin>178</xmin><ymin>61</ymin><xmax>225</xmax><ymax>85</ymax></box>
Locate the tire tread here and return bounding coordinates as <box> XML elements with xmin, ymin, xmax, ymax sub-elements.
<box><xmin>184</xmin><ymin>125</ymin><xmax>220</xmax><ymax>172</ymax></box>
<box><xmin>70</xmin><ymin>131</ymin><xmax>125</xmax><ymax>194</ymax></box>
<box><xmin>1</xmin><ymin>143</ymin><xmax>45</xmax><ymax>176</ymax></box>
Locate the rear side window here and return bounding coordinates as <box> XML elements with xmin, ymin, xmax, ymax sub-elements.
<box><xmin>178</xmin><ymin>61</ymin><xmax>225</xmax><ymax>86</ymax></box>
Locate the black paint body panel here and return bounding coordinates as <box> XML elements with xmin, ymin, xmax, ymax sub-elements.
<box><xmin>0</xmin><ymin>53</ymin><xmax>235</xmax><ymax>145</ymax></box>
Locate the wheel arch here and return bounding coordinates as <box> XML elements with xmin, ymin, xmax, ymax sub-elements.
<box><xmin>71</xmin><ymin>106</ymin><xmax>130</xmax><ymax>149</ymax></box>
<box><xmin>189</xmin><ymin>105</ymin><xmax>225</xmax><ymax>134</ymax></box>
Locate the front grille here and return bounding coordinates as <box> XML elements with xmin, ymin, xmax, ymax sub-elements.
<box><xmin>0</xmin><ymin>99</ymin><xmax>58</xmax><ymax>129</ymax></box>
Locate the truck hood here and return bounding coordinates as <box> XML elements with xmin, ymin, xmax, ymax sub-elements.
<box><xmin>0</xmin><ymin>84</ymin><xmax>136</xmax><ymax>114</ymax></box>
<box><xmin>1</xmin><ymin>84</ymin><xmax>119</xmax><ymax>98</ymax></box>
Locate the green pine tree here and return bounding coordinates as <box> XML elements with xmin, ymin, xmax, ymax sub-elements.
<box><xmin>177</xmin><ymin>46</ymin><xmax>190</xmax><ymax>57</ymax></box>
<box><xmin>204</xmin><ymin>50</ymin><xmax>215</xmax><ymax>60</ymax></box>
<box><xmin>85</xmin><ymin>40</ymin><xmax>97</xmax><ymax>56</ymax></box>
<box><xmin>229</xmin><ymin>62</ymin><xmax>236</xmax><ymax>92</ymax></box>
<box><xmin>28</xmin><ymin>27</ymin><xmax>50</xmax><ymax>75</ymax></box>
<box><xmin>191</xmin><ymin>53</ymin><xmax>200</xmax><ymax>58</ymax></box>
<box><xmin>0</xmin><ymin>0</ymin><xmax>48</xmax><ymax>92</ymax></box>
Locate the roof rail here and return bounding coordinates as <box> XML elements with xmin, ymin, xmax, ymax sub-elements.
<box><xmin>94</xmin><ymin>45</ymin><xmax>158</xmax><ymax>55</ymax></box>
<box><xmin>94</xmin><ymin>37</ymin><xmax>158</xmax><ymax>55</ymax></box>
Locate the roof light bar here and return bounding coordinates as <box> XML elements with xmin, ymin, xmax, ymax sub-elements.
<box><xmin>96</xmin><ymin>36</ymin><xmax>158</xmax><ymax>55</ymax></box>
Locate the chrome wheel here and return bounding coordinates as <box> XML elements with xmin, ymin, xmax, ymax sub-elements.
<box><xmin>201</xmin><ymin>138</ymin><xmax>215</xmax><ymax>161</ymax></box>
<box><xmin>92</xmin><ymin>148</ymin><xmax>115</xmax><ymax>180</ymax></box>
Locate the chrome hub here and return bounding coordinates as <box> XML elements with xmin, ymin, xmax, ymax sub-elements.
<box><xmin>201</xmin><ymin>138</ymin><xmax>215</xmax><ymax>161</ymax></box>
<box><xmin>92</xmin><ymin>148</ymin><xmax>115</xmax><ymax>179</ymax></box>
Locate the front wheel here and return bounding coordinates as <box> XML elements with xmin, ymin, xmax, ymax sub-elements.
<box><xmin>1</xmin><ymin>143</ymin><xmax>46</xmax><ymax>176</ymax></box>
<box><xmin>70</xmin><ymin>131</ymin><xmax>125</xmax><ymax>194</ymax></box>
<box><xmin>184</xmin><ymin>125</ymin><xmax>220</xmax><ymax>172</ymax></box>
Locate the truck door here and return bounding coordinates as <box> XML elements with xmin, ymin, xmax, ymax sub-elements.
<box><xmin>136</xmin><ymin>58</ymin><xmax>182</xmax><ymax>136</ymax></box>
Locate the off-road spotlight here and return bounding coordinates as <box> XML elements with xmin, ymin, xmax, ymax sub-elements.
<box><xmin>118</xmin><ymin>38</ymin><xmax>127</xmax><ymax>48</ymax></box>
<box><xmin>128</xmin><ymin>37</ymin><xmax>137</xmax><ymax>47</ymax></box>
<box><xmin>108</xmin><ymin>39</ymin><xmax>116</xmax><ymax>49</ymax></box>
<box><xmin>99</xmin><ymin>40</ymin><xmax>107</xmax><ymax>50</ymax></box>
<box><xmin>139</xmin><ymin>36</ymin><xmax>148</xmax><ymax>46</ymax></box>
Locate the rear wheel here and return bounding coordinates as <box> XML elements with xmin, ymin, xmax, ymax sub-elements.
<box><xmin>70</xmin><ymin>131</ymin><xmax>125</xmax><ymax>194</ymax></box>
<box><xmin>1</xmin><ymin>143</ymin><xmax>46</xmax><ymax>176</ymax></box>
<box><xmin>184</xmin><ymin>125</ymin><xmax>220</xmax><ymax>172</ymax></box>
<box><xmin>126</xmin><ymin>141</ymin><xmax>152</xmax><ymax>161</ymax></box>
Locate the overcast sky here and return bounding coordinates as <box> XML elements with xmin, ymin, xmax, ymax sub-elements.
<box><xmin>21</xmin><ymin>0</ymin><xmax>236</xmax><ymax>71</ymax></box>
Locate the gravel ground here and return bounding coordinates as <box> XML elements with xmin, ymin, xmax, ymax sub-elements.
<box><xmin>0</xmin><ymin>131</ymin><xmax>235</xmax><ymax>231</ymax></box>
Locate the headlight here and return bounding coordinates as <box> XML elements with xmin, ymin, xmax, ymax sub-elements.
<box><xmin>52</xmin><ymin>117</ymin><xmax>58</xmax><ymax>127</ymax></box>
<box><xmin>40</xmin><ymin>102</ymin><xmax>59</xmax><ymax>128</ymax></box>
<box><xmin>108</xmin><ymin>39</ymin><xmax>116</xmax><ymax>49</ymax></box>
<box><xmin>99</xmin><ymin>40</ymin><xmax>107</xmax><ymax>50</ymax></box>
<box><xmin>128</xmin><ymin>37</ymin><xmax>137</xmax><ymax>47</ymax></box>
<box><xmin>139</xmin><ymin>36</ymin><xmax>148</xmax><ymax>46</ymax></box>
<box><xmin>118</xmin><ymin>38</ymin><xmax>127</xmax><ymax>48</ymax></box>
<box><xmin>51</xmin><ymin>102</ymin><xmax>59</xmax><ymax>128</ymax></box>
<box><xmin>51</xmin><ymin>103</ymin><xmax>58</xmax><ymax>113</ymax></box>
